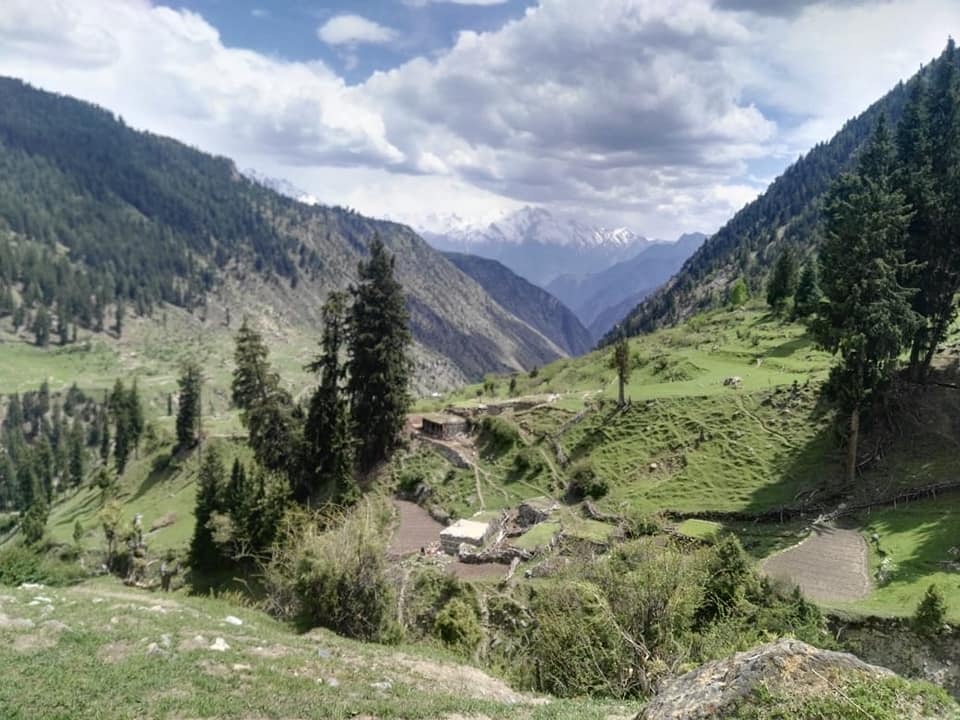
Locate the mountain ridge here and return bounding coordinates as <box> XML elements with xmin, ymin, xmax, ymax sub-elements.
<box><xmin>0</xmin><ymin>75</ymin><xmax>573</xmax><ymax>390</ymax></box>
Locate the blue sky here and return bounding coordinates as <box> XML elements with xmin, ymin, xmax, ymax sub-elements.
<box><xmin>0</xmin><ymin>1</ymin><xmax>958</xmax><ymax>238</ymax></box>
<box><xmin>177</xmin><ymin>0</ymin><xmax>536</xmax><ymax>83</ymax></box>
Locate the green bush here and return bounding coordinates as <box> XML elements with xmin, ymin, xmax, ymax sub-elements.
<box><xmin>264</xmin><ymin>499</ymin><xmax>399</xmax><ymax>643</ymax></box>
<box><xmin>477</xmin><ymin>416</ymin><xmax>520</xmax><ymax>456</ymax></box>
<box><xmin>0</xmin><ymin>545</ymin><xmax>86</xmax><ymax>586</ymax></box>
<box><xmin>566</xmin><ymin>460</ymin><xmax>608</xmax><ymax>500</ymax></box>
<box><xmin>512</xmin><ymin>446</ymin><xmax>543</xmax><ymax>475</ymax></box>
<box><xmin>914</xmin><ymin>584</ymin><xmax>948</xmax><ymax>638</ymax></box>
<box><xmin>527</xmin><ymin>581</ymin><xmax>637</xmax><ymax>698</ymax></box>
<box><xmin>434</xmin><ymin>597</ymin><xmax>483</xmax><ymax>655</ymax></box>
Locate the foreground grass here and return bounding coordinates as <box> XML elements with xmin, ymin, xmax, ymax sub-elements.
<box><xmin>0</xmin><ymin>578</ymin><xmax>628</xmax><ymax>720</ymax></box>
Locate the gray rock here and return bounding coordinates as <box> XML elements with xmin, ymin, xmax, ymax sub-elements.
<box><xmin>638</xmin><ymin>639</ymin><xmax>894</xmax><ymax>719</ymax></box>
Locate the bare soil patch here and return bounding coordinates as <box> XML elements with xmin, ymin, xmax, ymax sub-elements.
<box><xmin>761</xmin><ymin>525</ymin><xmax>871</xmax><ymax>603</ymax></box>
<box><xmin>390</xmin><ymin>500</ymin><xmax>443</xmax><ymax>557</ymax></box>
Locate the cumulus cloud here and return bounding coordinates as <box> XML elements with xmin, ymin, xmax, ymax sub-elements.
<box><xmin>0</xmin><ymin>0</ymin><xmax>957</xmax><ymax>238</ymax></box>
<box><xmin>0</xmin><ymin>0</ymin><xmax>404</xmax><ymax>169</ymax></box>
<box><xmin>317</xmin><ymin>14</ymin><xmax>398</xmax><ymax>46</ymax></box>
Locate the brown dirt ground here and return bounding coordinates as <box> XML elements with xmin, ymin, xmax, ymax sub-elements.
<box><xmin>761</xmin><ymin>524</ymin><xmax>871</xmax><ymax>603</ymax></box>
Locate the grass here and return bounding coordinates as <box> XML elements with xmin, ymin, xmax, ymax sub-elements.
<box><xmin>825</xmin><ymin>497</ymin><xmax>960</xmax><ymax>623</ymax></box>
<box><xmin>732</xmin><ymin>674</ymin><xmax>958</xmax><ymax>719</ymax></box>
<box><xmin>0</xmin><ymin>578</ymin><xmax>628</xmax><ymax>720</ymax></box>
<box><xmin>38</xmin><ymin>438</ymin><xmax>252</xmax><ymax>556</ymax></box>
<box><xmin>675</xmin><ymin>519</ymin><xmax>722</xmax><ymax>541</ymax></box>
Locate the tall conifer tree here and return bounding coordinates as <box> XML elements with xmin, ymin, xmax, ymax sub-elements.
<box><xmin>814</xmin><ymin>117</ymin><xmax>919</xmax><ymax>484</ymax></box>
<box><xmin>347</xmin><ymin>238</ymin><xmax>412</xmax><ymax>473</ymax></box>
<box><xmin>304</xmin><ymin>291</ymin><xmax>356</xmax><ymax>504</ymax></box>
<box><xmin>176</xmin><ymin>362</ymin><xmax>203</xmax><ymax>449</ymax></box>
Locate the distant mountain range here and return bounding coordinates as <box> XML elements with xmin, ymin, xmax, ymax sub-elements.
<box><xmin>424</xmin><ymin>207</ymin><xmax>704</xmax><ymax>343</ymax></box>
<box><xmin>547</xmin><ymin>233</ymin><xmax>707</xmax><ymax>340</ymax></box>
<box><xmin>422</xmin><ymin>207</ymin><xmax>654</xmax><ymax>288</ymax></box>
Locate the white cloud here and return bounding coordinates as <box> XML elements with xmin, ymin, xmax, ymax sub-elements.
<box><xmin>0</xmin><ymin>0</ymin><xmax>958</xmax><ymax>239</ymax></box>
<box><xmin>317</xmin><ymin>14</ymin><xmax>398</xmax><ymax>46</ymax></box>
<box><xmin>404</xmin><ymin>0</ymin><xmax>509</xmax><ymax>5</ymax></box>
<box><xmin>0</xmin><ymin>0</ymin><xmax>404</xmax><ymax>170</ymax></box>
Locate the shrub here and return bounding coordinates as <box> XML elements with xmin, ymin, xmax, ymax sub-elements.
<box><xmin>527</xmin><ymin>581</ymin><xmax>637</xmax><ymax>698</ymax></box>
<box><xmin>566</xmin><ymin>460</ymin><xmax>608</xmax><ymax>500</ymax></box>
<box><xmin>0</xmin><ymin>545</ymin><xmax>85</xmax><ymax>586</ymax></box>
<box><xmin>434</xmin><ymin>597</ymin><xmax>483</xmax><ymax>655</ymax></box>
<box><xmin>914</xmin><ymin>584</ymin><xmax>948</xmax><ymax>638</ymax></box>
<box><xmin>477</xmin><ymin>416</ymin><xmax>520</xmax><ymax>456</ymax></box>
<box><xmin>696</xmin><ymin>534</ymin><xmax>758</xmax><ymax>624</ymax></box>
<box><xmin>513</xmin><ymin>446</ymin><xmax>544</xmax><ymax>475</ymax></box>
<box><xmin>264</xmin><ymin>499</ymin><xmax>399</xmax><ymax>643</ymax></box>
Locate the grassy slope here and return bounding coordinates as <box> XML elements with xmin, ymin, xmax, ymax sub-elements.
<box><xmin>0</xmin><ymin>579</ymin><xmax>626</xmax><ymax>720</ymax></box>
<box><xmin>6</xmin><ymin>300</ymin><xmax>960</xmax><ymax>623</ymax></box>
<box><xmin>410</xmin><ymin>304</ymin><xmax>960</xmax><ymax>622</ymax></box>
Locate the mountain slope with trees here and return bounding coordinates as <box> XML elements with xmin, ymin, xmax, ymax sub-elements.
<box><xmin>443</xmin><ymin>251</ymin><xmax>593</xmax><ymax>356</ymax></box>
<box><xmin>611</xmin><ymin>45</ymin><xmax>960</xmax><ymax>340</ymax></box>
<box><xmin>0</xmin><ymin>76</ymin><xmax>571</xmax><ymax>388</ymax></box>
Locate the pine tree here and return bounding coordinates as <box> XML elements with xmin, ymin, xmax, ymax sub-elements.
<box><xmin>303</xmin><ymin>291</ymin><xmax>355</xmax><ymax>503</ymax></box>
<box><xmin>793</xmin><ymin>264</ymin><xmax>821</xmax><ymax>319</ymax></box>
<box><xmin>99</xmin><ymin>409</ymin><xmax>111</xmax><ymax>466</ymax></box>
<box><xmin>110</xmin><ymin>380</ymin><xmax>132</xmax><ymax>475</ymax></box>
<box><xmin>32</xmin><ymin>306</ymin><xmax>50</xmax><ymax>346</ymax></box>
<box><xmin>608</xmin><ymin>334</ymin><xmax>631</xmax><ymax>407</ymax></box>
<box><xmin>115</xmin><ymin>301</ymin><xmax>125</xmax><ymax>337</ymax></box>
<box><xmin>231</xmin><ymin>318</ymin><xmax>272</xmax><ymax>417</ymax></box>
<box><xmin>347</xmin><ymin>238</ymin><xmax>412</xmax><ymax>472</ymax></box>
<box><xmin>766</xmin><ymin>248</ymin><xmax>798</xmax><ymax>312</ymax></box>
<box><xmin>899</xmin><ymin>40</ymin><xmax>960</xmax><ymax>380</ymax></box>
<box><xmin>127</xmin><ymin>381</ymin><xmax>144</xmax><ymax>456</ymax></box>
<box><xmin>189</xmin><ymin>446</ymin><xmax>225</xmax><ymax>571</ymax></box>
<box><xmin>21</xmin><ymin>494</ymin><xmax>48</xmax><ymax>546</ymax></box>
<box><xmin>176</xmin><ymin>361</ymin><xmax>203</xmax><ymax>449</ymax></box>
<box><xmin>68</xmin><ymin>420</ymin><xmax>85</xmax><ymax>486</ymax></box>
<box><xmin>813</xmin><ymin>117</ymin><xmax>919</xmax><ymax>485</ymax></box>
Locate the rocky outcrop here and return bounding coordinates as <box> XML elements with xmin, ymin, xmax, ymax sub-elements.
<box><xmin>638</xmin><ymin>639</ymin><xmax>893</xmax><ymax>719</ymax></box>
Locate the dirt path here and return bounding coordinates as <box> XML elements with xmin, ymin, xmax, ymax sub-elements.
<box><xmin>389</xmin><ymin>500</ymin><xmax>443</xmax><ymax>557</ymax></box>
<box><xmin>761</xmin><ymin>525</ymin><xmax>871</xmax><ymax>603</ymax></box>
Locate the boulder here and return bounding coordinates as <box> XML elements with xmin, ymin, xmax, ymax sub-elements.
<box><xmin>638</xmin><ymin>639</ymin><xmax>894</xmax><ymax>719</ymax></box>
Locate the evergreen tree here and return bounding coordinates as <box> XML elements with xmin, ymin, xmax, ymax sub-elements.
<box><xmin>99</xmin><ymin>410</ymin><xmax>111</xmax><ymax>466</ymax></box>
<box><xmin>176</xmin><ymin>361</ymin><xmax>203</xmax><ymax>449</ymax></box>
<box><xmin>115</xmin><ymin>301</ymin><xmax>125</xmax><ymax>337</ymax></box>
<box><xmin>608</xmin><ymin>334</ymin><xmax>631</xmax><ymax>407</ymax></box>
<box><xmin>189</xmin><ymin>446</ymin><xmax>225</xmax><ymax>571</ymax></box>
<box><xmin>793</xmin><ymin>264</ymin><xmax>822</xmax><ymax>319</ymax></box>
<box><xmin>68</xmin><ymin>420</ymin><xmax>85</xmax><ymax>487</ymax></box>
<box><xmin>766</xmin><ymin>248</ymin><xmax>798</xmax><ymax>312</ymax></box>
<box><xmin>21</xmin><ymin>494</ymin><xmax>48</xmax><ymax>546</ymax></box>
<box><xmin>110</xmin><ymin>380</ymin><xmax>132</xmax><ymax>475</ymax></box>
<box><xmin>813</xmin><ymin>117</ymin><xmax>919</xmax><ymax>485</ymax></box>
<box><xmin>303</xmin><ymin>291</ymin><xmax>355</xmax><ymax>503</ymax></box>
<box><xmin>231</xmin><ymin>318</ymin><xmax>273</xmax><ymax>419</ymax></box>
<box><xmin>0</xmin><ymin>455</ymin><xmax>14</xmax><ymax>510</ymax></box>
<box><xmin>347</xmin><ymin>238</ymin><xmax>412</xmax><ymax>472</ymax></box>
<box><xmin>898</xmin><ymin>40</ymin><xmax>960</xmax><ymax>380</ymax></box>
<box><xmin>127</xmin><ymin>381</ymin><xmax>144</xmax><ymax>456</ymax></box>
<box><xmin>32</xmin><ymin>306</ymin><xmax>50</xmax><ymax>346</ymax></box>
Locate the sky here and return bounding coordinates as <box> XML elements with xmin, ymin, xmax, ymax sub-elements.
<box><xmin>0</xmin><ymin>0</ymin><xmax>958</xmax><ymax>239</ymax></box>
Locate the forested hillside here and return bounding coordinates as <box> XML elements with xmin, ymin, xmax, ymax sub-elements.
<box><xmin>443</xmin><ymin>251</ymin><xmax>593</xmax><ymax>356</ymax></box>
<box><xmin>0</xmin><ymin>77</ymin><xmax>572</xmax><ymax>387</ymax></box>
<box><xmin>611</xmin><ymin>46</ymin><xmax>960</xmax><ymax>339</ymax></box>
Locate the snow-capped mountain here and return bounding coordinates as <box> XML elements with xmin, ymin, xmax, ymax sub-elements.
<box><xmin>242</xmin><ymin>168</ymin><xmax>320</xmax><ymax>206</ymax></box>
<box><xmin>422</xmin><ymin>207</ymin><xmax>654</xmax><ymax>287</ymax></box>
